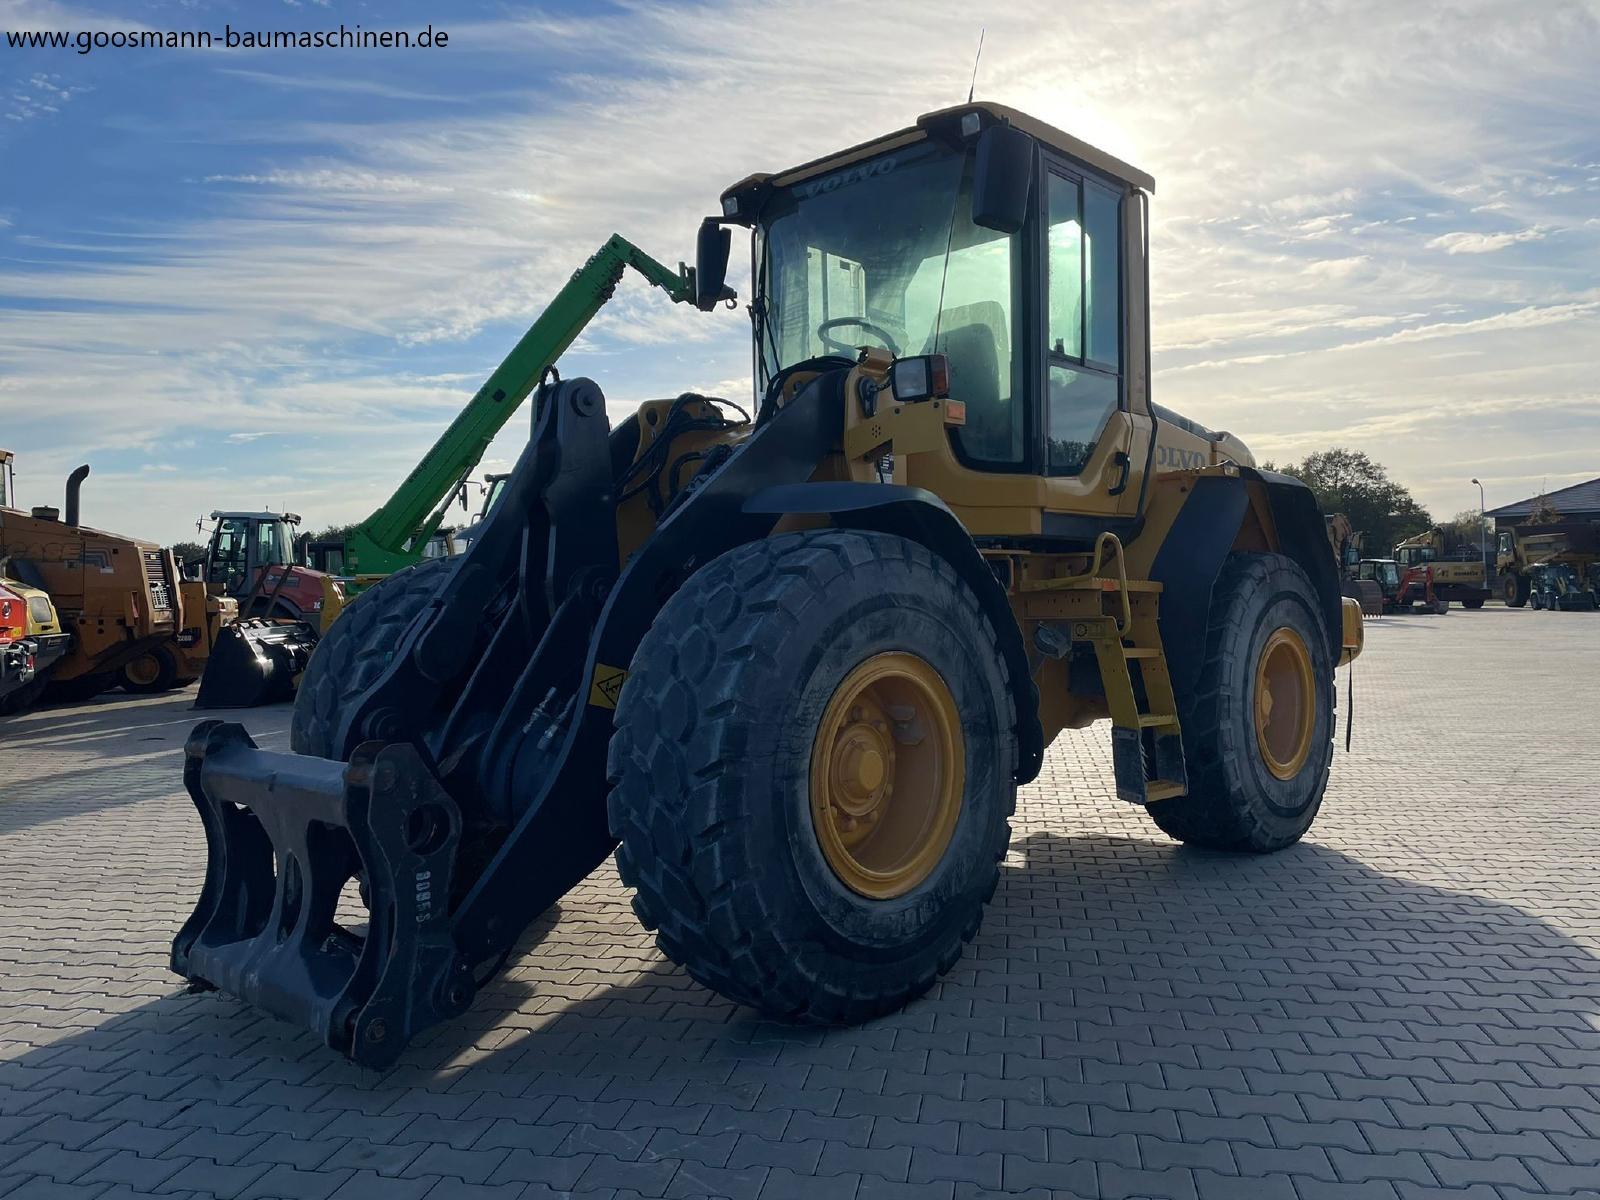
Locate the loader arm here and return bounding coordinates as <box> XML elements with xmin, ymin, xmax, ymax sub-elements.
<box><xmin>345</xmin><ymin>236</ymin><xmax>704</xmax><ymax>575</ymax></box>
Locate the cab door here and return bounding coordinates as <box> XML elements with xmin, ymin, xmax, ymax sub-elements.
<box><xmin>1036</xmin><ymin>160</ymin><xmax>1148</xmax><ymax>532</ymax></box>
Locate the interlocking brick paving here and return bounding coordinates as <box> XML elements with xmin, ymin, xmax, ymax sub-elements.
<box><xmin>1</xmin><ymin>605</ymin><xmax>1596</xmax><ymax>1199</ymax></box>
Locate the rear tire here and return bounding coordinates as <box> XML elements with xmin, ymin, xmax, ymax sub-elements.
<box><xmin>45</xmin><ymin>671</ymin><xmax>116</xmax><ymax>704</ymax></box>
<box><xmin>0</xmin><ymin>676</ymin><xmax>46</xmax><ymax>716</ymax></box>
<box><xmin>1530</xmin><ymin>591</ymin><xmax>1545</xmax><ymax>611</ymax></box>
<box><xmin>608</xmin><ymin>530</ymin><xmax>1017</xmax><ymax>1024</ymax></box>
<box><xmin>120</xmin><ymin>645</ymin><xmax>180</xmax><ymax>694</ymax></box>
<box><xmin>290</xmin><ymin>558</ymin><xmax>455</xmax><ymax>758</ymax></box>
<box><xmin>1147</xmin><ymin>552</ymin><xmax>1334</xmax><ymax>853</ymax></box>
<box><xmin>1462</xmin><ymin>597</ymin><xmax>1485</xmax><ymax>610</ymax></box>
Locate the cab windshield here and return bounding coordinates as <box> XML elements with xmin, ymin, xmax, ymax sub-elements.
<box><xmin>1360</xmin><ymin>561</ymin><xmax>1400</xmax><ymax>589</ymax></box>
<box><xmin>755</xmin><ymin>139</ymin><xmax>1021</xmax><ymax>463</ymax></box>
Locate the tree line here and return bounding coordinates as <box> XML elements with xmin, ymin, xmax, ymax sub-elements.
<box><xmin>1261</xmin><ymin>447</ymin><xmax>1485</xmax><ymax>555</ymax></box>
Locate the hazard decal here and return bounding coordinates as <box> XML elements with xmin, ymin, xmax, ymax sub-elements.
<box><xmin>588</xmin><ymin>663</ymin><xmax>628</xmax><ymax>709</ymax></box>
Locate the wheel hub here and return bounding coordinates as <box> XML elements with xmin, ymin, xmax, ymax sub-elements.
<box><xmin>125</xmin><ymin>654</ymin><xmax>161</xmax><ymax>686</ymax></box>
<box><xmin>1254</xmin><ymin>627</ymin><xmax>1315</xmax><ymax>781</ymax></box>
<box><xmin>810</xmin><ymin>652</ymin><xmax>964</xmax><ymax>899</ymax></box>
<box><xmin>830</xmin><ymin>717</ymin><xmax>892</xmax><ymax>817</ymax></box>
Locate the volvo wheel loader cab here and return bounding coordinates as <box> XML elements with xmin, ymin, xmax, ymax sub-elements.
<box><xmin>0</xmin><ymin>456</ymin><xmax>178</xmax><ymax>701</ymax></box>
<box><xmin>173</xmin><ymin>105</ymin><xmax>1363</xmax><ymax>1068</ymax></box>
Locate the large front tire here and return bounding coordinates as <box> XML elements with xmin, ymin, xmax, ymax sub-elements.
<box><xmin>1147</xmin><ymin>552</ymin><xmax>1334</xmax><ymax>853</ymax></box>
<box><xmin>607</xmin><ymin>530</ymin><xmax>1017</xmax><ymax>1024</ymax></box>
<box><xmin>290</xmin><ymin>558</ymin><xmax>455</xmax><ymax>758</ymax></box>
<box><xmin>1502</xmin><ymin>573</ymin><xmax>1529</xmax><ymax>607</ymax></box>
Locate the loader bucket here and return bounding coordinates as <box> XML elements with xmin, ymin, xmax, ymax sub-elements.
<box><xmin>195</xmin><ymin>618</ymin><xmax>318</xmax><ymax>709</ymax></box>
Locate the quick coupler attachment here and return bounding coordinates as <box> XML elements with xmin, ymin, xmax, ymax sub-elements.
<box><xmin>173</xmin><ymin>721</ymin><xmax>474</xmax><ymax>1070</ymax></box>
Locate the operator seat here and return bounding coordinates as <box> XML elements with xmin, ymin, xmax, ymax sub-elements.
<box><xmin>934</xmin><ymin>301</ymin><xmax>1017</xmax><ymax>462</ymax></box>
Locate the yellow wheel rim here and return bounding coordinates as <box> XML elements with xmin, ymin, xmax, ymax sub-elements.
<box><xmin>809</xmin><ymin>652</ymin><xmax>964</xmax><ymax>900</ymax></box>
<box><xmin>1254</xmin><ymin>627</ymin><xmax>1315</xmax><ymax>780</ymax></box>
<box><xmin>124</xmin><ymin>654</ymin><xmax>161</xmax><ymax>687</ymax></box>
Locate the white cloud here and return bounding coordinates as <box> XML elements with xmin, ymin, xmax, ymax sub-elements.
<box><xmin>1427</xmin><ymin>228</ymin><xmax>1548</xmax><ymax>254</ymax></box>
<box><xmin>3</xmin><ymin>0</ymin><xmax>1598</xmax><ymax>540</ymax></box>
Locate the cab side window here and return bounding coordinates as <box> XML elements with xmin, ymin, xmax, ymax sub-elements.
<box><xmin>255</xmin><ymin>519</ymin><xmax>283</xmax><ymax>566</ymax></box>
<box><xmin>1045</xmin><ymin>172</ymin><xmax>1122</xmax><ymax>476</ymax></box>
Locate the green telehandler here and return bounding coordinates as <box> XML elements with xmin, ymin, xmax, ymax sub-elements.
<box><xmin>336</xmin><ymin>237</ymin><xmax>722</xmax><ymax>580</ymax></box>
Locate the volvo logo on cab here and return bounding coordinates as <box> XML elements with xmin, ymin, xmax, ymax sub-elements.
<box><xmin>1156</xmin><ymin>445</ymin><xmax>1208</xmax><ymax>471</ymax></box>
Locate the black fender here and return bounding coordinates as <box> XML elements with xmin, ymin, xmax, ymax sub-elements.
<box><xmin>744</xmin><ymin>481</ymin><xmax>1045</xmax><ymax>786</ymax></box>
<box><xmin>1149</xmin><ymin>468</ymin><xmax>1342</xmax><ymax>701</ymax></box>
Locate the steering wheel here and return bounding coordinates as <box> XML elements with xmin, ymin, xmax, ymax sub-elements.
<box><xmin>817</xmin><ymin>316</ymin><xmax>901</xmax><ymax>357</ymax></box>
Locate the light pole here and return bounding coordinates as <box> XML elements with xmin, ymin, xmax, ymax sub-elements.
<box><xmin>1471</xmin><ymin>478</ymin><xmax>1487</xmax><ymax>593</ymax></box>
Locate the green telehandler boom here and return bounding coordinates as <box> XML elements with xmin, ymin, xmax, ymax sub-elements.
<box><xmin>343</xmin><ymin>235</ymin><xmax>716</xmax><ymax>576</ymax></box>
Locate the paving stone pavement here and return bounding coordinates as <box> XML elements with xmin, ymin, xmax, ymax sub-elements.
<box><xmin>1</xmin><ymin>605</ymin><xmax>1597</xmax><ymax>1199</ymax></box>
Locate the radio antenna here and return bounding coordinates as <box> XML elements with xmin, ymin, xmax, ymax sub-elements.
<box><xmin>966</xmin><ymin>27</ymin><xmax>985</xmax><ymax>103</ymax></box>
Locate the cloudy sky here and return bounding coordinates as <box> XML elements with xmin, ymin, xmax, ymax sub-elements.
<box><xmin>1</xmin><ymin>0</ymin><xmax>1597</xmax><ymax>544</ymax></box>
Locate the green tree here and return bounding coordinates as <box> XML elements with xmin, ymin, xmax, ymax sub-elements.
<box><xmin>1269</xmin><ymin>448</ymin><xmax>1432</xmax><ymax>555</ymax></box>
<box><xmin>1526</xmin><ymin>492</ymin><xmax>1562</xmax><ymax>525</ymax></box>
<box><xmin>169</xmin><ymin>540</ymin><xmax>208</xmax><ymax>566</ymax></box>
<box><xmin>1443</xmin><ymin>508</ymin><xmax>1489</xmax><ymax>553</ymax></box>
<box><xmin>305</xmin><ymin>523</ymin><xmax>359</xmax><ymax>545</ymax></box>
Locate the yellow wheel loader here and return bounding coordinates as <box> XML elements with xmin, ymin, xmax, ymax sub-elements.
<box><xmin>118</xmin><ymin>579</ymin><xmax>239</xmax><ymax>695</ymax></box>
<box><xmin>0</xmin><ymin>454</ymin><xmax>178</xmax><ymax>703</ymax></box>
<box><xmin>173</xmin><ymin>105</ymin><xmax>1364</xmax><ymax>1067</ymax></box>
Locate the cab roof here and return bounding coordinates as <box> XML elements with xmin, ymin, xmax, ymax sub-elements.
<box><xmin>210</xmin><ymin>510</ymin><xmax>300</xmax><ymax>524</ymax></box>
<box><xmin>720</xmin><ymin>101</ymin><xmax>1154</xmax><ymax>210</ymax></box>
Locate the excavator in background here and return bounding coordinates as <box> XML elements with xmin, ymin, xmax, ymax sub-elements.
<box><xmin>1495</xmin><ymin>522</ymin><xmax>1599</xmax><ymax>607</ymax></box>
<box><xmin>1352</xmin><ymin>556</ymin><xmax>1450</xmax><ymax>615</ymax></box>
<box><xmin>1393</xmin><ymin>526</ymin><xmax>1491</xmax><ymax>609</ymax></box>
<box><xmin>1325</xmin><ymin>514</ymin><xmax>1383</xmax><ymax>616</ymax></box>
<box><xmin>0</xmin><ymin>452</ymin><xmax>178</xmax><ymax>704</ymax></box>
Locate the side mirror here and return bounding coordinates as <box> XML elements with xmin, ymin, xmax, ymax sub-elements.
<box><xmin>695</xmin><ymin>219</ymin><xmax>732</xmax><ymax>310</ymax></box>
<box><xmin>972</xmin><ymin>123</ymin><xmax>1035</xmax><ymax>234</ymax></box>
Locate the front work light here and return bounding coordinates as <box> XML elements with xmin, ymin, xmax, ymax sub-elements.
<box><xmin>889</xmin><ymin>354</ymin><xmax>951</xmax><ymax>403</ymax></box>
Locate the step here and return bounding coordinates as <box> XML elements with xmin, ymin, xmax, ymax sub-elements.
<box><xmin>1022</xmin><ymin>576</ymin><xmax>1164</xmax><ymax>594</ymax></box>
<box><xmin>1144</xmin><ymin>779</ymin><xmax>1186</xmax><ymax>803</ymax></box>
<box><xmin>1137</xmin><ymin>713</ymin><xmax>1177</xmax><ymax>728</ymax></box>
<box><xmin>1122</xmin><ymin>647</ymin><xmax>1161</xmax><ymax>659</ymax></box>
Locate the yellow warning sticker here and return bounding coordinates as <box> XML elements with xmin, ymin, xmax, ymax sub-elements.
<box><xmin>589</xmin><ymin>663</ymin><xmax>629</xmax><ymax>709</ymax></box>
